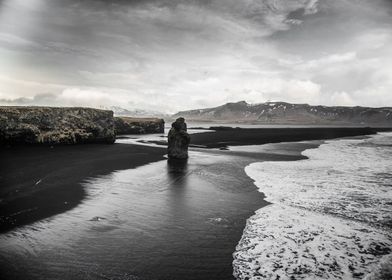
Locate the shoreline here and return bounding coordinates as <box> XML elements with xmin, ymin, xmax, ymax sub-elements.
<box><xmin>0</xmin><ymin>142</ymin><xmax>316</xmax><ymax>280</ymax></box>
<box><xmin>0</xmin><ymin>143</ymin><xmax>166</xmax><ymax>233</ymax></box>
<box><xmin>235</xmin><ymin>133</ymin><xmax>392</xmax><ymax>279</ymax></box>
<box><xmin>189</xmin><ymin>127</ymin><xmax>382</xmax><ymax>148</ymax></box>
<box><xmin>143</xmin><ymin>126</ymin><xmax>385</xmax><ymax>148</ymax></box>
<box><xmin>0</xmin><ymin>127</ymin><xmax>378</xmax><ymax>234</ymax></box>
<box><xmin>0</xmin><ymin>127</ymin><xmax>382</xmax><ymax>279</ymax></box>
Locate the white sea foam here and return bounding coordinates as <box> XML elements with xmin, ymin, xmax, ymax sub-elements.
<box><xmin>234</xmin><ymin>133</ymin><xmax>392</xmax><ymax>280</ymax></box>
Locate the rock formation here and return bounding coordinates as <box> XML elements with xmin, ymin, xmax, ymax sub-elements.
<box><xmin>0</xmin><ymin>106</ymin><xmax>116</xmax><ymax>145</ymax></box>
<box><xmin>167</xmin><ymin>117</ymin><xmax>190</xmax><ymax>159</ymax></box>
<box><xmin>114</xmin><ymin>117</ymin><xmax>164</xmax><ymax>134</ymax></box>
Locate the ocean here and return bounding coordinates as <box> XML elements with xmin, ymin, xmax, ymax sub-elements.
<box><xmin>234</xmin><ymin>133</ymin><xmax>392</xmax><ymax>279</ymax></box>
<box><xmin>1</xmin><ymin>129</ymin><xmax>391</xmax><ymax>279</ymax></box>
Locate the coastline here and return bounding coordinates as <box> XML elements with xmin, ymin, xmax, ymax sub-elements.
<box><xmin>189</xmin><ymin>127</ymin><xmax>380</xmax><ymax>148</ymax></box>
<box><xmin>0</xmin><ymin>145</ymin><xmax>313</xmax><ymax>280</ymax></box>
<box><xmin>143</xmin><ymin>126</ymin><xmax>384</xmax><ymax>148</ymax></box>
<box><xmin>0</xmin><ymin>143</ymin><xmax>166</xmax><ymax>233</ymax></box>
<box><xmin>235</xmin><ymin>132</ymin><xmax>392</xmax><ymax>279</ymax></box>
<box><xmin>0</xmin><ymin>127</ymin><xmax>382</xmax><ymax>279</ymax></box>
<box><xmin>0</xmin><ymin>138</ymin><xmax>318</xmax><ymax>280</ymax></box>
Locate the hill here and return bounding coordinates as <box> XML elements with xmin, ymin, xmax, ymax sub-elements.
<box><xmin>173</xmin><ymin>101</ymin><xmax>392</xmax><ymax>126</ymax></box>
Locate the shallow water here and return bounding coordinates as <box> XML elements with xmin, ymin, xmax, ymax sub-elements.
<box><xmin>235</xmin><ymin>133</ymin><xmax>392</xmax><ymax>279</ymax></box>
<box><xmin>0</xmin><ymin>151</ymin><xmax>265</xmax><ymax>280</ymax></box>
<box><xmin>3</xmin><ymin>131</ymin><xmax>388</xmax><ymax>279</ymax></box>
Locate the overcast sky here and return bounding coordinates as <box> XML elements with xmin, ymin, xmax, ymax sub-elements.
<box><xmin>0</xmin><ymin>0</ymin><xmax>391</xmax><ymax>113</ymax></box>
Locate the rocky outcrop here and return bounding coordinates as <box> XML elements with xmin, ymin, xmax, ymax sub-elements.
<box><xmin>167</xmin><ymin>117</ymin><xmax>190</xmax><ymax>159</ymax></box>
<box><xmin>114</xmin><ymin>117</ymin><xmax>164</xmax><ymax>134</ymax></box>
<box><xmin>173</xmin><ymin>101</ymin><xmax>392</xmax><ymax>126</ymax></box>
<box><xmin>0</xmin><ymin>106</ymin><xmax>116</xmax><ymax>145</ymax></box>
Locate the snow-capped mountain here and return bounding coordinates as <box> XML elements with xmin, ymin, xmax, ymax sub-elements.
<box><xmin>173</xmin><ymin>101</ymin><xmax>392</xmax><ymax>125</ymax></box>
<box><xmin>108</xmin><ymin>106</ymin><xmax>168</xmax><ymax>118</ymax></box>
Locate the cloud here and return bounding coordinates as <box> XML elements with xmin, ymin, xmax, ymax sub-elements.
<box><xmin>0</xmin><ymin>32</ymin><xmax>37</xmax><ymax>47</ymax></box>
<box><xmin>0</xmin><ymin>89</ymin><xmax>131</xmax><ymax>110</ymax></box>
<box><xmin>301</xmin><ymin>52</ymin><xmax>357</xmax><ymax>69</ymax></box>
<box><xmin>0</xmin><ymin>93</ymin><xmax>60</xmax><ymax>106</ymax></box>
<box><xmin>328</xmin><ymin>91</ymin><xmax>355</xmax><ymax>106</ymax></box>
<box><xmin>0</xmin><ymin>0</ymin><xmax>392</xmax><ymax>112</ymax></box>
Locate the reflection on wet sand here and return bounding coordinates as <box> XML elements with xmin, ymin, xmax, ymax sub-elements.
<box><xmin>167</xmin><ymin>158</ymin><xmax>188</xmax><ymax>178</ymax></box>
<box><xmin>0</xmin><ymin>150</ymin><xmax>268</xmax><ymax>280</ymax></box>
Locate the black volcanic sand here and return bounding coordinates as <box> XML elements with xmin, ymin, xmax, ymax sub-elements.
<box><xmin>190</xmin><ymin>127</ymin><xmax>379</xmax><ymax>148</ymax></box>
<box><xmin>0</xmin><ymin>144</ymin><xmax>312</xmax><ymax>280</ymax></box>
<box><xmin>0</xmin><ymin>127</ymin><xmax>377</xmax><ymax>280</ymax></box>
<box><xmin>0</xmin><ymin>144</ymin><xmax>166</xmax><ymax>233</ymax></box>
<box><xmin>143</xmin><ymin>127</ymin><xmax>380</xmax><ymax>148</ymax></box>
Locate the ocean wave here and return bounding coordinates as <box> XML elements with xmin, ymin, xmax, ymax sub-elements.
<box><xmin>234</xmin><ymin>133</ymin><xmax>392</xmax><ymax>279</ymax></box>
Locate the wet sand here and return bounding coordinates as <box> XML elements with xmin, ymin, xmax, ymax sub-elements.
<box><xmin>0</xmin><ymin>127</ymin><xmax>380</xmax><ymax>280</ymax></box>
<box><xmin>0</xmin><ymin>144</ymin><xmax>166</xmax><ymax>233</ymax></box>
<box><xmin>189</xmin><ymin>127</ymin><xmax>380</xmax><ymax>148</ymax></box>
<box><xmin>0</xmin><ymin>143</ymin><xmax>314</xmax><ymax>280</ymax></box>
<box><xmin>143</xmin><ymin>127</ymin><xmax>380</xmax><ymax>148</ymax></box>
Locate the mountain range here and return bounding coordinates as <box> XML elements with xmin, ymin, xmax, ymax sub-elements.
<box><xmin>108</xmin><ymin>106</ymin><xmax>169</xmax><ymax>118</ymax></box>
<box><xmin>173</xmin><ymin>101</ymin><xmax>392</xmax><ymax>126</ymax></box>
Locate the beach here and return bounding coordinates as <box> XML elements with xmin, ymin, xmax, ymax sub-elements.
<box><xmin>0</xmin><ymin>144</ymin><xmax>167</xmax><ymax>233</ymax></box>
<box><xmin>145</xmin><ymin>126</ymin><xmax>380</xmax><ymax>149</ymax></box>
<box><xmin>0</xmin><ymin>127</ymin><xmax>389</xmax><ymax>279</ymax></box>
<box><xmin>234</xmin><ymin>132</ymin><xmax>392</xmax><ymax>279</ymax></box>
<box><xmin>2</xmin><ymin>0</ymin><xmax>392</xmax><ymax>278</ymax></box>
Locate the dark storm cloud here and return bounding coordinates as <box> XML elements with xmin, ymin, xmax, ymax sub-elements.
<box><xmin>271</xmin><ymin>0</ymin><xmax>392</xmax><ymax>56</ymax></box>
<box><xmin>0</xmin><ymin>0</ymin><xmax>391</xmax><ymax>112</ymax></box>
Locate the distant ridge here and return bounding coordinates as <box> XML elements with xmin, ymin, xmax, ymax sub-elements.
<box><xmin>173</xmin><ymin>101</ymin><xmax>392</xmax><ymax>126</ymax></box>
<box><xmin>108</xmin><ymin>106</ymin><xmax>169</xmax><ymax>118</ymax></box>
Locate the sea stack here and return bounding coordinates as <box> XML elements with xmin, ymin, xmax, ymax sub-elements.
<box><xmin>167</xmin><ymin>117</ymin><xmax>190</xmax><ymax>159</ymax></box>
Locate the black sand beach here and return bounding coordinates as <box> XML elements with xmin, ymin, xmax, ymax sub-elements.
<box><xmin>143</xmin><ymin>127</ymin><xmax>383</xmax><ymax>149</ymax></box>
<box><xmin>0</xmin><ymin>127</ymin><xmax>386</xmax><ymax>280</ymax></box>
<box><xmin>189</xmin><ymin>126</ymin><xmax>380</xmax><ymax>148</ymax></box>
<box><xmin>0</xmin><ymin>144</ymin><xmax>166</xmax><ymax>233</ymax></box>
